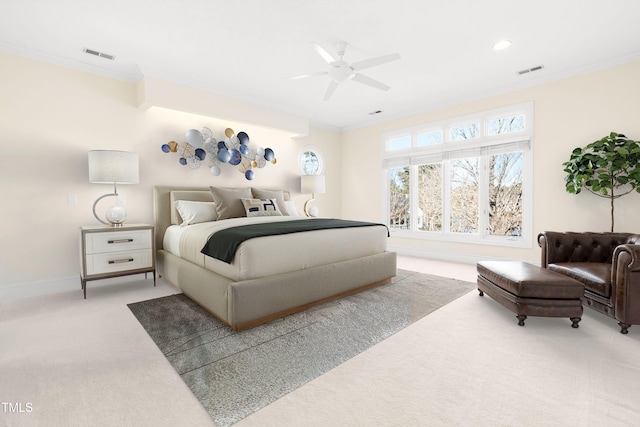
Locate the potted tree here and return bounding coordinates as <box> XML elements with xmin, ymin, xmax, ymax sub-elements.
<box><xmin>563</xmin><ymin>132</ymin><xmax>640</xmax><ymax>232</ymax></box>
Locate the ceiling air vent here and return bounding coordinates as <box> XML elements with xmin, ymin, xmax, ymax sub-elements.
<box><xmin>517</xmin><ymin>65</ymin><xmax>544</xmax><ymax>75</ymax></box>
<box><xmin>83</xmin><ymin>47</ymin><xmax>115</xmax><ymax>61</ymax></box>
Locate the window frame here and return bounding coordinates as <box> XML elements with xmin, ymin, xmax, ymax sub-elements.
<box><xmin>382</xmin><ymin>102</ymin><xmax>533</xmax><ymax>248</ymax></box>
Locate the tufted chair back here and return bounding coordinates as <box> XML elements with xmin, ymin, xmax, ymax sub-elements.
<box><xmin>538</xmin><ymin>232</ymin><xmax>635</xmax><ymax>267</ymax></box>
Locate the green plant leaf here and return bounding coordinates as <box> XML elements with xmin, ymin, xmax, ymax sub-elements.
<box><xmin>564</xmin><ymin>132</ymin><xmax>640</xmax><ymax>206</ymax></box>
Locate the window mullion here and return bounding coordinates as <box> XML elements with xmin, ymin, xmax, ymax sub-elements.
<box><xmin>442</xmin><ymin>161</ymin><xmax>451</xmax><ymax>234</ymax></box>
<box><xmin>410</xmin><ymin>165</ymin><xmax>419</xmax><ymax>231</ymax></box>
<box><xmin>478</xmin><ymin>156</ymin><xmax>489</xmax><ymax>238</ymax></box>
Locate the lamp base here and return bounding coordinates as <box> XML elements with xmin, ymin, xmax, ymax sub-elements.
<box><xmin>93</xmin><ymin>193</ymin><xmax>127</xmax><ymax>227</ymax></box>
<box><xmin>304</xmin><ymin>195</ymin><xmax>319</xmax><ymax>217</ymax></box>
<box><xmin>105</xmin><ymin>205</ymin><xmax>127</xmax><ymax>226</ymax></box>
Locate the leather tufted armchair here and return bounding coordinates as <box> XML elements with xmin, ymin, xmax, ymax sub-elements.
<box><xmin>538</xmin><ymin>231</ymin><xmax>640</xmax><ymax>334</ymax></box>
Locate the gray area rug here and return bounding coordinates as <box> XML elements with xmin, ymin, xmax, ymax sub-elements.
<box><xmin>128</xmin><ymin>269</ymin><xmax>474</xmax><ymax>426</ymax></box>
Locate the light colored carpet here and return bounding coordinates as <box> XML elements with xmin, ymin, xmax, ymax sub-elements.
<box><xmin>236</xmin><ymin>289</ymin><xmax>640</xmax><ymax>427</ymax></box>
<box><xmin>2</xmin><ymin>258</ymin><xmax>640</xmax><ymax>427</ymax></box>
<box><xmin>0</xmin><ymin>277</ymin><xmax>216</xmax><ymax>427</ymax></box>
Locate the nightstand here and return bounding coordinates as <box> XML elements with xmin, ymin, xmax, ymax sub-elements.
<box><xmin>80</xmin><ymin>224</ymin><xmax>156</xmax><ymax>298</ymax></box>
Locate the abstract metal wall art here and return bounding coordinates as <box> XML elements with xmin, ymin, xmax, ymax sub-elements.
<box><xmin>161</xmin><ymin>127</ymin><xmax>276</xmax><ymax>180</ymax></box>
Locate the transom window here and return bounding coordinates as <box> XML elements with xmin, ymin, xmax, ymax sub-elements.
<box><xmin>383</xmin><ymin>102</ymin><xmax>533</xmax><ymax>247</ymax></box>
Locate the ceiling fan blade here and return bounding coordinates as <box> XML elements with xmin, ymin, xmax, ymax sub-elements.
<box><xmin>288</xmin><ymin>71</ymin><xmax>328</xmax><ymax>80</ymax></box>
<box><xmin>312</xmin><ymin>42</ymin><xmax>337</xmax><ymax>64</ymax></box>
<box><xmin>352</xmin><ymin>73</ymin><xmax>391</xmax><ymax>91</ymax></box>
<box><xmin>323</xmin><ymin>81</ymin><xmax>339</xmax><ymax>101</ymax></box>
<box><xmin>351</xmin><ymin>53</ymin><xmax>401</xmax><ymax>71</ymax></box>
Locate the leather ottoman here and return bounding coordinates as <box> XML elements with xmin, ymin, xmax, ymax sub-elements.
<box><xmin>477</xmin><ymin>261</ymin><xmax>584</xmax><ymax>328</ymax></box>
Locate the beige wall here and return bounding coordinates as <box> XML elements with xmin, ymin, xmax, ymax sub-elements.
<box><xmin>3</xmin><ymin>49</ymin><xmax>639</xmax><ymax>292</ymax></box>
<box><xmin>341</xmin><ymin>60</ymin><xmax>640</xmax><ymax>263</ymax></box>
<box><xmin>0</xmin><ymin>52</ymin><xmax>341</xmax><ymax>288</ymax></box>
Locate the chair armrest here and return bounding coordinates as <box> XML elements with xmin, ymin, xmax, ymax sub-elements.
<box><xmin>538</xmin><ymin>231</ymin><xmax>633</xmax><ymax>267</ymax></box>
<box><xmin>538</xmin><ymin>232</ymin><xmax>560</xmax><ymax>267</ymax></box>
<box><xmin>613</xmin><ymin>244</ymin><xmax>640</xmax><ymax>273</ymax></box>
<box><xmin>612</xmin><ymin>244</ymin><xmax>640</xmax><ymax>323</ymax></box>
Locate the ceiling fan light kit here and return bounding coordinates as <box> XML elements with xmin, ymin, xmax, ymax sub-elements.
<box><xmin>291</xmin><ymin>42</ymin><xmax>400</xmax><ymax>101</ymax></box>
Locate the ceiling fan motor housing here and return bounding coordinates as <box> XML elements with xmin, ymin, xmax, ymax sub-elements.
<box><xmin>329</xmin><ymin>61</ymin><xmax>355</xmax><ymax>83</ymax></box>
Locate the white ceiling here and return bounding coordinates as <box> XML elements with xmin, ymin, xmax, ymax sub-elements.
<box><xmin>2</xmin><ymin>0</ymin><xmax>640</xmax><ymax>130</ymax></box>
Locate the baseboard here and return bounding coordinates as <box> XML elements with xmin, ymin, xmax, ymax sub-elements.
<box><xmin>0</xmin><ymin>275</ymin><xmax>157</xmax><ymax>303</ymax></box>
<box><xmin>389</xmin><ymin>245</ymin><xmax>522</xmax><ymax>265</ymax></box>
<box><xmin>0</xmin><ymin>276</ymin><xmax>81</xmax><ymax>303</ymax></box>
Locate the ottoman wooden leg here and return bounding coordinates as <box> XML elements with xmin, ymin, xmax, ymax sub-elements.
<box><xmin>619</xmin><ymin>322</ymin><xmax>631</xmax><ymax>334</ymax></box>
<box><xmin>516</xmin><ymin>314</ymin><xmax>527</xmax><ymax>326</ymax></box>
<box><xmin>570</xmin><ymin>317</ymin><xmax>581</xmax><ymax>328</ymax></box>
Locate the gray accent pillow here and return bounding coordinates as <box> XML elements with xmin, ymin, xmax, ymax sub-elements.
<box><xmin>209</xmin><ymin>187</ymin><xmax>252</xmax><ymax>220</ymax></box>
<box><xmin>251</xmin><ymin>188</ymin><xmax>288</xmax><ymax>215</ymax></box>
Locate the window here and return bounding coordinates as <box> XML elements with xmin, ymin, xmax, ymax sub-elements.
<box><xmin>382</xmin><ymin>103</ymin><xmax>533</xmax><ymax>247</ymax></box>
<box><xmin>300</xmin><ymin>146</ymin><xmax>324</xmax><ymax>175</ymax></box>
<box><xmin>387</xmin><ymin>135</ymin><xmax>412</xmax><ymax>151</ymax></box>
<box><xmin>417</xmin><ymin>163</ymin><xmax>442</xmax><ymax>231</ymax></box>
<box><xmin>389</xmin><ymin>167</ymin><xmax>410</xmax><ymax>229</ymax></box>
<box><xmin>417</xmin><ymin>130</ymin><xmax>443</xmax><ymax>147</ymax></box>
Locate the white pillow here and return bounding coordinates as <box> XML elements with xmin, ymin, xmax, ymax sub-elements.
<box><xmin>241</xmin><ymin>198</ymin><xmax>283</xmax><ymax>217</ymax></box>
<box><xmin>283</xmin><ymin>200</ymin><xmax>300</xmax><ymax>216</ymax></box>
<box><xmin>174</xmin><ymin>200</ymin><xmax>217</xmax><ymax>226</ymax></box>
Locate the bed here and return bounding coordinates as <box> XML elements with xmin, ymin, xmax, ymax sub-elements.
<box><xmin>153</xmin><ymin>185</ymin><xmax>397</xmax><ymax>330</ymax></box>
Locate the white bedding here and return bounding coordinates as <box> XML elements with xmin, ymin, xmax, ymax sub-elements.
<box><xmin>163</xmin><ymin>216</ymin><xmax>388</xmax><ymax>281</ymax></box>
<box><xmin>163</xmin><ymin>225</ymin><xmax>184</xmax><ymax>255</ymax></box>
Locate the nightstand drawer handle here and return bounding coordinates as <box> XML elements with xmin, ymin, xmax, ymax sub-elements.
<box><xmin>108</xmin><ymin>239</ymin><xmax>134</xmax><ymax>244</ymax></box>
<box><xmin>109</xmin><ymin>258</ymin><xmax>134</xmax><ymax>264</ymax></box>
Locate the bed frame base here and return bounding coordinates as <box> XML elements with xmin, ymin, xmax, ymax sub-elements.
<box><xmin>158</xmin><ymin>249</ymin><xmax>397</xmax><ymax>330</ymax></box>
<box><xmin>228</xmin><ymin>277</ymin><xmax>392</xmax><ymax>331</ymax></box>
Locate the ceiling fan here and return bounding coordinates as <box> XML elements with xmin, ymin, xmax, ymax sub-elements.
<box><xmin>290</xmin><ymin>42</ymin><xmax>401</xmax><ymax>101</ymax></box>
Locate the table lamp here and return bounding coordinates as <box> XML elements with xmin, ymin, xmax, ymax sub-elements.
<box><xmin>88</xmin><ymin>150</ymin><xmax>139</xmax><ymax>227</ymax></box>
<box><xmin>301</xmin><ymin>175</ymin><xmax>325</xmax><ymax>217</ymax></box>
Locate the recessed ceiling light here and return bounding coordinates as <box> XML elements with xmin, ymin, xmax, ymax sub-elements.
<box><xmin>492</xmin><ymin>40</ymin><xmax>512</xmax><ymax>51</ymax></box>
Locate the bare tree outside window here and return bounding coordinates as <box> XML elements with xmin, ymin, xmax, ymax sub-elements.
<box><xmin>450</xmin><ymin>123</ymin><xmax>479</xmax><ymax>141</ymax></box>
<box><xmin>418</xmin><ymin>163</ymin><xmax>442</xmax><ymax>231</ymax></box>
<box><xmin>489</xmin><ymin>152</ymin><xmax>523</xmax><ymax>236</ymax></box>
<box><xmin>389</xmin><ymin>166</ymin><xmax>410</xmax><ymax>229</ymax></box>
<box><xmin>487</xmin><ymin>115</ymin><xmax>524</xmax><ymax>236</ymax></box>
<box><xmin>301</xmin><ymin>151</ymin><xmax>320</xmax><ymax>175</ymax></box>
<box><xmin>450</xmin><ymin>158</ymin><xmax>479</xmax><ymax>233</ymax></box>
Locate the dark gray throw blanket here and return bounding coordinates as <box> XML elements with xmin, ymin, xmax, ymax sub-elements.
<box><xmin>201</xmin><ymin>218</ymin><xmax>389</xmax><ymax>263</ymax></box>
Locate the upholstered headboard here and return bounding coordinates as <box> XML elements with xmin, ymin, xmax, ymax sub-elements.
<box><xmin>153</xmin><ymin>185</ymin><xmax>291</xmax><ymax>251</ymax></box>
<box><xmin>169</xmin><ymin>189</ymin><xmax>215</xmax><ymax>226</ymax></box>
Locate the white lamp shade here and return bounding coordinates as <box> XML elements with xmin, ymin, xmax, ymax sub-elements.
<box><xmin>301</xmin><ymin>175</ymin><xmax>325</xmax><ymax>194</ymax></box>
<box><xmin>88</xmin><ymin>150</ymin><xmax>139</xmax><ymax>184</ymax></box>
